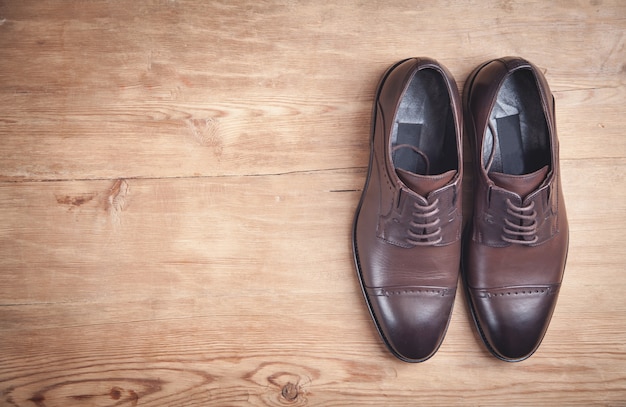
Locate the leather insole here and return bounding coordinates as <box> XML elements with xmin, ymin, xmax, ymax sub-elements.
<box><xmin>391</xmin><ymin>68</ymin><xmax>457</xmax><ymax>176</ymax></box>
<box><xmin>483</xmin><ymin>69</ymin><xmax>551</xmax><ymax>175</ymax></box>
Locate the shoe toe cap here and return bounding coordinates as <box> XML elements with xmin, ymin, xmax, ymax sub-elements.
<box><xmin>367</xmin><ymin>287</ymin><xmax>456</xmax><ymax>362</ymax></box>
<box><xmin>469</xmin><ymin>285</ymin><xmax>560</xmax><ymax>361</ymax></box>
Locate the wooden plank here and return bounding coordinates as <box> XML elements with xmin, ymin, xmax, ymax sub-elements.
<box><xmin>1</xmin><ymin>158</ymin><xmax>625</xmax><ymax>404</ymax></box>
<box><xmin>0</xmin><ymin>1</ymin><xmax>624</xmax><ymax>180</ymax></box>
<box><xmin>1</xmin><ymin>0</ymin><xmax>625</xmax><ymax>405</ymax></box>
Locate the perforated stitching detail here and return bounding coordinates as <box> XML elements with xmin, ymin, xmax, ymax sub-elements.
<box><xmin>480</xmin><ymin>288</ymin><xmax>550</xmax><ymax>299</ymax></box>
<box><xmin>374</xmin><ymin>288</ymin><xmax>453</xmax><ymax>297</ymax></box>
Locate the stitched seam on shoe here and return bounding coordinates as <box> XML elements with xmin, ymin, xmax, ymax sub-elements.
<box><xmin>476</xmin><ymin>285</ymin><xmax>559</xmax><ymax>299</ymax></box>
<box><xmin>368</xmin><ymin>287</ymin><xmax>455</xmax><ymax>297</ymax></box>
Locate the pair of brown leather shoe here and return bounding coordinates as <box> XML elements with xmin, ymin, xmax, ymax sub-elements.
<box><xmin>352</xmin><ymin>57</ymin><xmax>568</xmax><ymax>362</ymax></box>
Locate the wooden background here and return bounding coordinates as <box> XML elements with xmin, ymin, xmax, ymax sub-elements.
<box><xmin>1</xmin><ymin>1</ymin><xmax>625</xmax><ymax>405</ymax></box>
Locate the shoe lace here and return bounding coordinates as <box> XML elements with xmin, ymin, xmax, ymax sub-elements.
<box><xmin>406</xmin><ymin>198</ymin><xmax>442</xmax><ymax>246</ymax></box>
<box><xmin>392</xmin><ymin>144</ymin><xmax>431</xmax><ymax>174</ymax></box>
<box><xmin>501</xmin><ymin>198</ymin><xmax>538</xmax><ymax>245</ymax></box>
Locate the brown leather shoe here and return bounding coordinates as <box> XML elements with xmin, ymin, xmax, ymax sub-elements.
<box><xmin>463</xmin><ymin>57</ymin><xmax>569</xmax><ymax>361</ymax></box>
<box><xmin>353</xmin><ymin>58</ymin><xmax>463</xmax><ymax>362</ymax></box>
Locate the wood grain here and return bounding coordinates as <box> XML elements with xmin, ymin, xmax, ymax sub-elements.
<box><xmin>1</xmin><ymin>0</ymin><xmax>625</xmax><ymax>405</ymax></box>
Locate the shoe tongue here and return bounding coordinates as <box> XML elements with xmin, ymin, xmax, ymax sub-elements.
<box><xmin>396</xmin><ymin>168</ymin><xmax>456</xmax><ymax>197</ymax></box>
<box><xmin>489</xmin><ymin>165</ymin><xmax>549</xmax><ymax>198</ymax></box>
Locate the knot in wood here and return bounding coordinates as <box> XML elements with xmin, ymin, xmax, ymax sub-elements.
<box><xmin>281</xmin><ymin>382</ymin><xmax>299</xmax><ymax>401</ymax></box>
